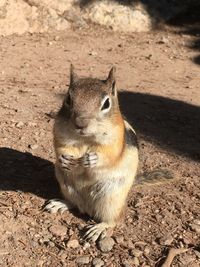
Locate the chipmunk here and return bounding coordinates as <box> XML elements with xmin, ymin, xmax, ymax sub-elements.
<box><xmin>44</xmin><ymin>65</ymin><xmax>174</xmax><ymax>242</ymax></box>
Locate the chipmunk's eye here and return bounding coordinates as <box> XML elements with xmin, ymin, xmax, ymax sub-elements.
<box><xmin>101</xmin><ymin>96</ymin><xmax>111</xmax><ymax>112</ymax></box>
<box><xmin>65</xmin><ymin>94</ymin><xmax>72</xmax><ymax>106</ymax></box>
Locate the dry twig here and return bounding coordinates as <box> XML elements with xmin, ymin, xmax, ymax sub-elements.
<box><xmin>161</xmin><ymin>247</ymin><xmax>189</xmax><ymax>267</ymax></box>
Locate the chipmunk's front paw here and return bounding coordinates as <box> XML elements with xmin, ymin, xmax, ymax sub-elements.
<box><xmin>81</xmin><ymin>152</ymin><xmax>98</xmax><ymax>168</ymax></box>
<box><xmin>58</xmin><ymin>154</ymin><xmax>77</xmax><ymax>171</ymax></box>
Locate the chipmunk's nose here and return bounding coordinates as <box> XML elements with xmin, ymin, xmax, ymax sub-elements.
<box><xmin>75</xmin><ymin>117</ymin><xmax>89</xmax><ymax>130</ymax></box>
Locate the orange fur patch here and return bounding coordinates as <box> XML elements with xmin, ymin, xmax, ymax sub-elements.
<box><xmin>92</xmin><ymin>113</ymin><xmax>125</xmax><ymax>167</ymax></box>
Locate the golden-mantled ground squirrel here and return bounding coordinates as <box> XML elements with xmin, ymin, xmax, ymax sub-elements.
<box><xmin>45</xmin><ymin>65</ymin><xmax>174</xmax><ymax>242</ymax></box>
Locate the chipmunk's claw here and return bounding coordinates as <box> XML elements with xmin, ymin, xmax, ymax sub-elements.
<box><xmin>81</xmin><ymin>152</ymin><xmax>98</xmax><ymax>168</ymax></box>
<box><xmin>58</xmin><ymin>154</ymin><xmax>78</xmax><ymax>171</ymax></box>
<box><xmin>83</xmin><ymin>223</ymin><xmax>108</xmax><ymax>242</ymax></box>
<box><xmin>44</xmin><ymin>199</ymin><xmax>71</xmax><ymax>214</ymax></box>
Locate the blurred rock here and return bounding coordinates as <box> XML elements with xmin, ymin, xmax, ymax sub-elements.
<box><xmin>66</xmin><ymin>239</ymin><xmax>79</xmax><ymax>249</ymax></box>
<box><xmin>98</xmin><ymin>237</ymin><xmax>115</xmax><ymax>252</ymax></box>
<box><xmin>49</xmin><ymin>225</ymin><xmax>67</xmax><ymax>237</ymax></box>
<box><xmin>76</xmin><ymin>256</ymin><xmax>90</xmax><ymax>264</ymax></box>
<box><xmin>92</xmin><ymin>258</ymin><xmax>104</xmax><ymax>267</ymax></box>
<box><xmin>130</xmin><ymin>248</ymin><xmax>143</xmax><ymax>257</ymax></box>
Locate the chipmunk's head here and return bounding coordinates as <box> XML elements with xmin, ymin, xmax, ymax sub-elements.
<box><xmin>59</xmin><ymin>64</ymin><xmax>122</xmax><ymax>139</ymax></box>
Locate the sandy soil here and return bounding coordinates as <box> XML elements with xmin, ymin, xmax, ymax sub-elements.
<box><xmin>0</xmin><ymin>22</ymin><xmax>200</xmax><ymax>267</ymax></box>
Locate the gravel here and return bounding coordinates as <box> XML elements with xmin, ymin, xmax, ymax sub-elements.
<box><xmin>98</xmin><ymin>237</ymin><xmax>115</xmax><ymax>252</ymax></box>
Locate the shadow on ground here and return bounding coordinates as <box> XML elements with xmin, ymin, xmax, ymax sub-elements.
<box><xmin>119</xmin><ymin>91</ymin><xmax>200</xmax><ymax>161</ymax></box>
<box><xmin>168</xmin><ymin>7</ymin><xmax>200</xmax><ymax>65</ymax></box>
<box><xmin>0</xmin><ymin>148</ymin><xmax>59</xmax><ymax>199</ymax></box>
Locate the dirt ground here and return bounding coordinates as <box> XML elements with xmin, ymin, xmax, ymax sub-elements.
<box><xmin>0</xmin><ymin>21</ymin><xmax>200</xmax><ymax>267</ymax></box>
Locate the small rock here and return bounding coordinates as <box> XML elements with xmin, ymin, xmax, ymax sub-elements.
<box><xmin>83</xmin><ymin>242</ymin><xmax>90</xmax><ymax>250</ymax></box>
<box><xmin>16</xmin><ymin>121</ymin><xmax>24</xmax><ymax>128</ymax></box>
<box><xmin>158</xmin><ymin>36</ymin><xmax>169</xmax><ymax>44</ymax></box>
<box><xmin>159</xmin><ymin>235</ymin><xmax>173</xmax><ymax>245</ymax></box>
<box><xmin>49</xmin><ymin>225</ymin><xmax>67</xmax><ymax>237</ymax></box>
<box><xmin>190</xmin><ymin>223</ymin><xmax>200</xmax><ymax>234</ymax></box>
<box><xmin>92</xmin><ymin>258</ymin><xmax>104</xmax><ymax>267</ymax></box>
<box><xmin>132</xmin><ymin>257</ymin><xmax>140</xmax><ymax>266</ymax></box>
<box><xmin>24</xmin><ymin>63</ymin><xmax>30</xmax><ymax>68</ymax></box>
<box><xmin>28</xmin><ymin>144</ymin><xmax>38</xmax><ymax>150</ymax></box>
<box><xmin>32</xmin><ymin>241</ymin><xmax>38</xmax><ymax>247</ymax></box>
<box><xmin>59</xmin><ymin>251</ymin><xmax>68</xmax><ymax>261</ymax></box>
<box><xmin>89</xmin><ymin>51</ymin><xmax>97</xmax><ymax>56</ymax></box>
<box><xmin>130</xmin><ymin>248</ymin><xmax>143</xmax><ymax>257</ymax></box>
<box><xmin>76</xmin><ymin>256</ymin><xmax>90</xmax><ymax>264</ymax></box>
<box><xmin>122</xmin><ymin>262</ymin><xmax>131</xmax><ymax>267</ymax></box>
<box><xmin>28</xmin><ymin>122</ymin><xmax>37</xmax><ymax>127</ymax></box>
<box><xmin>194</xmin><ymin>249</ymin><xmax>200</xmax><ymax>259</ymax></box>
<box><xmin>54</xmin><ymin>36</ymin><xmax>59</xmax><ymax>41</ymax></box>
<box><xmin>68</xmin><ymin>228</ymin><xmax>74</xmax><ymax>236</ymax></box>
<box><xmin>98</xmin><ymin>237</ymin><xmax>115</xmax><ymax>252</ymax></box>
<box><xmin>144</xmin><ymin>246</ymin><xmax>150</xmax><ymax>256</ymax></box>
<box><xmin>66</xmin><ymin>239</ymin><xmax>79</xmax><ymax>249</ymax></box>
<box><xmin>43</xmin><ymin>237</ymin><xmax>50</xmax><ymax>243</ymax></box>
<box><xmin>38</xmin><ymin>238</ymin><xmax>44</xmax><ymax>245</ymax></box>
<box><xmin>48</xmin><ymin>41</ymin><xmax>53</xmax><ymax>46</ymax></box>
<box><xmin>146</xmin><ymin>54</ymin><xmax>152</xmax><ymax>60</ymax></box>
<box><xmin>115</xmin><ymin>234</ymin><xmax>124</xmax><ymax>244</ymax></box>
<box><xmin>47</xmin><ymin>241</ymin><xmax>55</xmax><ymax>247</ymax></box>
<box><xmin>46</xmin><ymin>111</ymin><xmax>57</xmax><ymax>119</ymax></box>
<box><xmin>193</xmin><ymin>219</ymin><xmax>200</xmax><ymax>225</ymax></box>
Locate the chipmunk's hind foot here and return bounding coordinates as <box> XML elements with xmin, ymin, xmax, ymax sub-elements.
<box><xmin>83</xmin><ymin>222</ymin><xmax>114</xmax><ymax>242</ymax></box>
<box><xmin>44</xmin><ymin>199</ymin><xmax>72</xmax><ymax>214</ymax></box>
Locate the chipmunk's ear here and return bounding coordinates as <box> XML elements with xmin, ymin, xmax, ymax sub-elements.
<box><xmin>106</xmin><ymin>66</ymin><xmax>117</xmax><ymax>96</ymax></box>
<box><xmin>70</xmin><ymin>64</ymin><xmax>78</xmax><ymax>85</ymax></box>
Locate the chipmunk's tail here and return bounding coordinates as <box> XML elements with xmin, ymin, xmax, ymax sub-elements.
<box><xmin>134</xmin><ymin>169</ymin><xmax>176</xmax><ymax>186</ymax></box>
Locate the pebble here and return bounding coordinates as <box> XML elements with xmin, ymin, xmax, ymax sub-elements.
<box><xmin>115</xmin><ymin>234</ymin><xmax>124</xmax><ymax>244</ymax></box>
<box><xmin>28</xmin><ymin>144</ymin><xmax>38</xmax><ymax>150</ymax></box>
<box><xmin>190</xmin><ymin>223</ymin><xmax>200</xmax><ymax>234</ymax></box>
<box><xmin>32</xmin><ymin>241</ymin><xmax>38</xmax><ymax>247</ymax></box>
<box><xmin>83</xmin><ymin>242</ymin><xmax>90</xmax><ymax>250</ymax></box>
<box><xmin>66</xmin><ymin>239</ymin><xmax>79</xmax><ymax>249</ymax></box>
<box><xmin>132</xmin><ymin>257</ymin><xmax>140</xmax><ymax>266</ymax></box>
<box><xmin>98</xmin><ymin>237</ymin><xmax>115</xmax><ymax>252</ymax></box>
<box><xmin>28</xmin><ymin>122</ymin><xmax>37</xmax><ymax>127</ymax></box>
<box><xmin>122</xmin><ymin>262</ymin><xmax>131</xmax><ymax>267</ymax></box>
<box><xmin>76</xmin><ymin>256</ymin><xmax>90</xmax><ymax>264</ymax></box>
<box><xmin>54</xmin><ymin>36</ymin><xmax>59</xmax><ymax>41</ymax></box>
<box><xmin>16</xmin><ymin>121</ymin><xmax>24</xmax><ymax>128</ymax></box>
<box><xmin>48</xmin><ymin>241</ymin><xmax>55</xmax><ymax>247</ymax></box>
<box><xmin>130</xmin><ymin>248</ymin><xmax>143</xmax><ymax>257</ymax></box>
<box><xmin>144</xmin><ymin>246</ymin><xmax>150</xmax><ymax>256</ymax></box>
<box><xmin>38</xmin><ymin>238</ymin><xmax>44</xmax><ymax>245</ymax></box>
<box><xmin>194</xmin><ymin>249</ymin><xmax>200</xmax><ymax>259</ymax></box>
<box><xmin>92</xmin><ymin>258</ymin><xmax>104</xmax><ymax>267</ymax></box>
<box><xmin>68</xmin><ymin>228</ymin><xmax>74</xmax><ymax>236</ymax></box>
<box><xmin>89</xmin><ymin>51</ymin><xmax>97</xmax><ymax>56</ymax></box>
<box><xmin>49</xmin><ymin>225</ymin><xmax>67</xmax><ymax>237</ymax></box>
<box><xmin>193</xmin><ymin>219</ymin><xmax>200</xmax><ymax>225</ymax></box>
<box><xmin>158</xmin><ymin>36</ymin><xmax>169</xmax><ymax>44</ymax></box>
<box><xmin>160</xmin><ymin>235</ymin><xmax>174</xmax><ymax>245</ymax></box>
<box><xmin>59</xmin><ymin>251</ymin><xmax>68</xmax><ymax>261</ymax></box>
